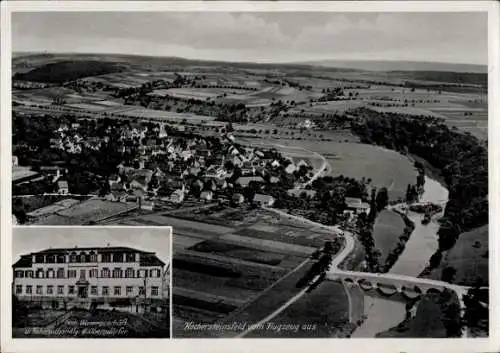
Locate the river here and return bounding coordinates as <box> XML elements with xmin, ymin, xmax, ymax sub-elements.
<box><xmin>351</xmin><ymin>175</ymin><xmax>449</xmax><ymax>337</ymax></box>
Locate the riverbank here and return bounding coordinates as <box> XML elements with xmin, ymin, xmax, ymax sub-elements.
<box><xmin>350</xmin><ymin>175</ymin><xmax>450</xmax><ymax>337</ymax></box>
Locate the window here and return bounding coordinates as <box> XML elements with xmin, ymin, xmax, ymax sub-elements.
<box><xmin>56</xmin><ymin>255</ymin><xmax>65</xmax><ymax>263</ymax></box>
<box><xmin>126</xmin><ymin>253</ymin><xmax>135</xmax><ymax>262</ymax></box>
<box><xmin>46</xmin><ymin>268</ymin><xmax>55</xmax><ymax>278</ymax></box>
<box><xmin>126</xmin><ymin>286</ymin><xmax>133</xmax><ymax>296</ymax></box>
<box><xmin>91</xmin><ymin>286</ymin><xmax>98</xmax><ymax>295</ymax></box>
<box><xmin>151</xmin><ymin>287</ymin><xmax>159</xmax><ymax>296</ymax></box>
<box><xmin>70</xmin><ymin>253</ymin><xmax>77</xmax><ymax>263</ymax></box>
<box><xmin>112</xmin><ymin>268</ymin><xmax>123</xmax><ymax>278</ymax></box>
<box><xmin>136</xmin><ymin>269</ymin><xmax>142</xmax><ymax>278</ymax></box>
<box><xmin>68</xmin><ymin>270</ymin><xmax>77</xmax><ymax>278</ymax></box>
<box><xmin>150</xmin><ymin>269</ymin><xmax>161</xmax><ymax>278</ymax></box>
<box><xmin>25</xmin><ymin>270</ymin><xmax>34</xmax><ymax>278</ymax></box>
<box><xmin>14</xmin><ymin>270</ymin><xmax>24</xmax><ymax>278</ymax></box>
<box><xmin>113</xmin><ymin>253</ymin><xmax>124</xmax><ymax>263</ymax></box>
<box><xmin>101</xmin><ymin>268</ymin><xmax>110</xmax><ymax>278</ymax></box>
<box><xmin>125</xmin><ymin>268</ymin><xmax>134</xmax><ymax>278</ymax></box>
<box><xmin>101</xmin><ymin>253</ymin><xmax>111</xmax><ymax>262</ymax></box>
<box><xmin>89</xmin><ymin>253</ymin><xmax>97</xmax><ymax>262</ymax></box>
<box><xmin>15</xmin><ymin>285</ymin><xmax>22</xmax><ymax>294</ymax></box>
<box><xmin>102</xmin><ymin>286</ymin><xmax>109</xmax><ymax>296</ymax></box>
<box><xmin>79</xmin><ymin>253</ymin><xmax>87</xmax><ymax>263</ymax></box>
<box><xmin>89</xmin><ymin>269</ymin><xmax>98</xmax><ymax>278</ymax></box>
<box><xmin>57</xmin><ymin>268</ymin><xmax>65</xmax><ymax>278</ymax></box>
<box><xmin>68</xmin><ymin>286</ymin><xmax>75</xmax><ymax>295</ymax></box>
<box><xmin>80</xmin><ymin>269</ymin><xmax>86</xmax><ymax>279</ymax></box>
<box><xmin>139</xmin><ymin>286</ymin><xmax>145</xmax><ymax>295</ymax></box>
<box><xmin>155</xmin><ymin>269</ymin><xmax>161</xmax><ymax>278</ymax></box>
<box><xmin>57</xmin><ymin>286</ymin><xmax>64</xmax><ymax>295</ymax></box>
<box><xmin>47</xmin><ymin>255</ymin><xmax>55</xmax><ymax>263</ymax></box>
<box><xmin>36</xmin><ymin>269</ymin><xmax>44</xmax><ymax>278</ymax></box>
<box><xmin>114</xmin><ymin>286</ymin><xmax>121</xmax><ymax>296</ymax></box>
<box><xmin>36</xmin><ymin>285</ymin><xmax>43</xmax><ymax>294</ymax></box>
<box><xmin>35</xmin><ymin>255</ymin><xmax>44</xmax><ymax>263</ymax></box>
<box><xmin>47</xmin><ymin>285</ymin><xmax>54</xmax><ymax>295</ymax></box>
<box><xmin>26</xmin><ymin>285</ymin><xmax>32</xmax><ymax>294</ymax></box>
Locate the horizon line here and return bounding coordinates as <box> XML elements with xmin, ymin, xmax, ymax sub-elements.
<box><xmin>12</xmin><ymin>50</ymin><xmax>488</xmax><ymax>68</ymax></box>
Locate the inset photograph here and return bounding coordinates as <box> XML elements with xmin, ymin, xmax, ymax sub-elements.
<box><xmin>12</xmin><ymin>226</ymin><xmax>171</xmax><ymax>338</ymax></box>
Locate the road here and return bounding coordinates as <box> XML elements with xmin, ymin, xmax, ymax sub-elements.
<box><xmin>234</xmin><ymin>143</ymin><xmax>475</xmax><ymax>338</ymax></box>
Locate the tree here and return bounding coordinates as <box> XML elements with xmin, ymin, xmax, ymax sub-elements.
<box><xmin>441</xmin><ymin>266</ymin><xmax>457</xmax><ymax>283</ymax></box>
<box><xmin>375</xmin><ymin>187</ymin><xmax>389</xmax><ymax>212</ymax></box>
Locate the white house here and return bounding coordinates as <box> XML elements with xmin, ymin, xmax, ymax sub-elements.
<box><xmin>57</xmin><ymin>181</ymin><xmax>69</xmax><ymax>195</ymax></box>
<box><xmin>285</xmin><ymin>164</ymin><xmax>297</xmax><ymax>174</ymax></box>
<box><xmin>253</xmin><ymin>194</ymin><xmax>275</xmax><ymax>207</ymax></box>
<box><xmin>345</xmin><ymin>197</ymin><xmax>370</xmax><ymax>215</ymax></box>
<box><xmin>200</xmin><ymin>190</ymin><xmax>213</xmax><ymax>202</ymax></box>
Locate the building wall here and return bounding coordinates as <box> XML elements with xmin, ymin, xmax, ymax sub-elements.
<box><xmin>13</xmin><ymin>252</ymin><xmax>165</xmax><ymax>300</ymax></box>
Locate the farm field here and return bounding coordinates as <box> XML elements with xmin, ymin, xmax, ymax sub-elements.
<box><xmin>118</xmin><ymin>107</ymin><xmax>216</xmax><ymax>122</ymax></box>
<box><xmin>289</xmin><ymin>100</ymin><xmax>365</xmax><ymax>116</ymax></box>
<box><xmin>372</xmin><ymin>210</ymin><xmax>406</xmax><ymax>263</ymax></box>
<box><xmin>167</xmin><ymin>206</ymin><xmax>337</xmax><ymax>337</ymax></box>
<box><xmin>245</xmin><ymin>281</ymin><xmax>350</xmax><ymax>338</ymax></box>
<box><xmin>34</xmin><ymin>199</ymin><xmax>138</xmax><ymax>225</ymax></box>
<box><xmin>424</xmin><ymin>225</ymin><xmax>488</xmax><ymax>286</ymax></box>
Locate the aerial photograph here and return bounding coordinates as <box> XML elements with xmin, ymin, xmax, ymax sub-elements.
<box><xmin>10</xmin><ymin>11</ymin><xmax>488</xmax><ymax>338</ymax></box>
<box><xmin>11</xmin><ymin>227</ymin><xmax>171</xmax><ymax>338</ymax></box>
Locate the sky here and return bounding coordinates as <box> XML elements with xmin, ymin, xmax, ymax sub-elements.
<box><xmin>13</xmin><ymin>227</ymin><xmax>171</xmax><ymax>265</ymax></box>
<box><xmin>12</xmin><ymin>12</ymin><xmax>488</xmax><ymax>65</ymax></box>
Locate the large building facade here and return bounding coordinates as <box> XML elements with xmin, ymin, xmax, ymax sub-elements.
<box><xmin>13</xmin><ymin>246</ymin><xmax>168</xmax><ymax>308</ymax></box>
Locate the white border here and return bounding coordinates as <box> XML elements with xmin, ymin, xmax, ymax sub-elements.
<box><xmin>1</xmin><ymin>2</ymin><xmax>499</xmax><ymax>353</ymax></box>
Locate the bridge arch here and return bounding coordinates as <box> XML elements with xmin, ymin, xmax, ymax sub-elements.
<box><xmin>426</xmin><ymin>287</ymin><xmax>443</xmax><ymax>295</ymax></box>
<box><xmin>376</xmin><ymin>283</ymin><xmax>398</xmax><ymax>296</ymax></box>
<box><xmin>358</xmin><ymin>279</ymin><xmax>374</xmax><ymax>291</ymax></box>
<box><xmin>401</xmin><ymin>285</ymin><xmax>422</xmax><ymax>300</ymax></box>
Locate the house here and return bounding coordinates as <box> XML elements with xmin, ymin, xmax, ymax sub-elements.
<box><xmin>235</xmin><ymin>176</ymin><xmax>264</xmax><ymax>187</ymax></box>
<box><xmin>216</xmin><ymin>178</ymin><xmax>228</xmax><ymax>190</ymax></box>
<box><xmin>285</xmin><ymin>163</ymin><xmax>297</xmax><ymax>174</ymax></box>
<box><xmin>130</xmin><ymin>177</ymin><xmax>148</xmax><ymax>192</ymax></box>
<box><xmin>107</xmin><ymin>187</ymin><xmax>128</xmax><ymax>203</ymax></box>
<box><xmin>13</xmin><ymin>246</ymin><xmax>167</xmax><ymax>309</ymax></box>
<box><xmin>345</xmin><ymin>197</ymin><xmax>370</xmax><ymax>215</ymax></box>
<box><xmin>232</xmin><ymin>193</ymin><xmax>245</xmax><ymax>204</ymax></box>
<box><xmin>200</xmin><ymin>190</ymin><xmax>213</xmax><ymax>202</ymax></box>
<box><xmin>253</xmin><ymin>194</ymin><xmax>275</xmax><ymax>207</ymax></box>
<box><xmin>296</xmin><ymin>159</ymin><xmax>309</xmax><ymax>169</ymax></box>
<box><xmin>57</xmin><ymin>180</ymin><xmax>69</xmax><ymax>195</ymax></box>
<box><xmin>108</xmin><ymin>174</ymin><xmax>122</xmax><ymax>187</ymax></box>
<box><xmin>169</xmin><ymin>189</ymin><xmax>185</xmax><ymax>204</ymax></box>
<box><xmin>140</xmin><ymin>200</ymin><xmax>155</xmax><ymax>211</ymax></box>
<box><xmin>189</xmin><ymin>167</ymin><xmax>201</xmax><ymax>177</ymax></box>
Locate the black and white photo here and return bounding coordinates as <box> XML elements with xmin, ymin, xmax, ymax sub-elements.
<box><xmin>1</xmin><ymin>2</ymin><xmax>498</xmax><ymax>352</ymax></box>
<box><xmin>11</xmin><ymin>227</ymin><xmax>171</xmax><ymax>338</ymax></box>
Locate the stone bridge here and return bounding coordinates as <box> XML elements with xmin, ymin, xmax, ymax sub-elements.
<box><xmin>328</xmin><ymin>271</ymin><xmax>470</xmax><ymax>304</ymax></box>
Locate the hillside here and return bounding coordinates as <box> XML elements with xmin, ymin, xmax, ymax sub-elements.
<box><xmin>425</xmin><ymin>225</ymin><xmax>488</xmax><ymax>286</ymax></box>
<box><xmin>12</xmin><ymin>60</ymin><xmax>127</xmax><ymax>83</ymax></box>
<box><xmin>301</xmin><ymin>59</ymin><xmax>487</xmax><ymax>74</ymax></box>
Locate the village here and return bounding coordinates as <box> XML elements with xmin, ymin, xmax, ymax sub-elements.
<box><xmin>13</xmin><ymin>117</ymin><xmax>371</xmax><ymax>226</ymax></box>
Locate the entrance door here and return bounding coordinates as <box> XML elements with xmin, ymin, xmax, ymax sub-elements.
<box><xmin>78</xmin><ymin>286</ymin><xmax>88</xmax><ymax>298</ymax></box>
